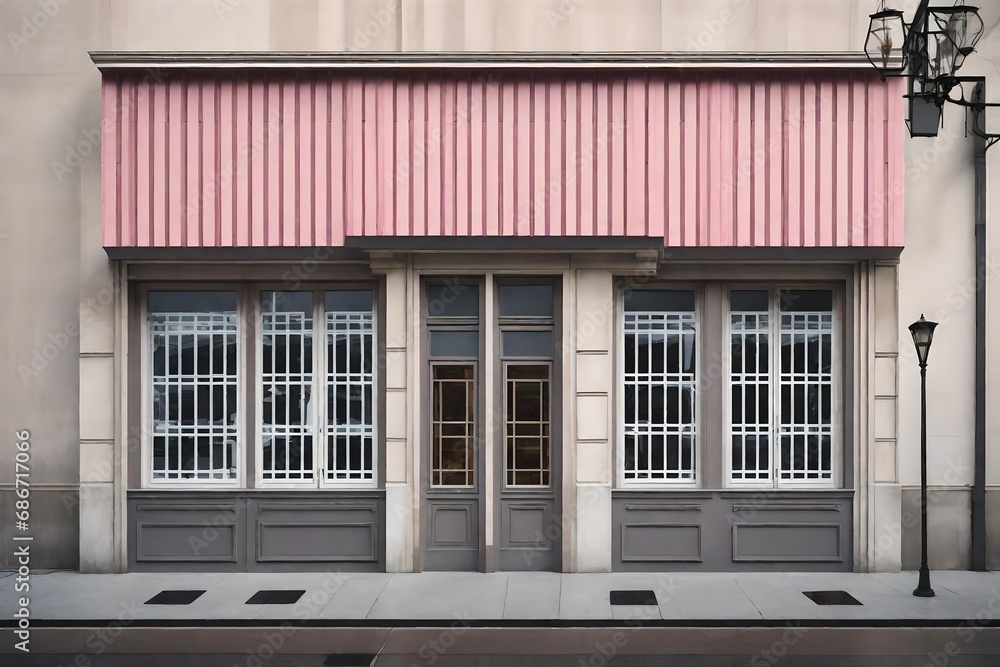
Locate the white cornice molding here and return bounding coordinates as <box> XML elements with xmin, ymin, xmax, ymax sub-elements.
<box><xmin>89</xmin><ymin>51</ymin><xmax>875</xmax><ymax>70</ymax></box>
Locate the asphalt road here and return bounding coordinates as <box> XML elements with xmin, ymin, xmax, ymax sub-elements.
<box><xmin>3</xmin><ymin>656</ymin><xmax>1000</xmax><ymax>667</ymax></box>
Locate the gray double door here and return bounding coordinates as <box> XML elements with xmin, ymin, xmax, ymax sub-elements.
<box><xmin>422</xmin><ymin>281</ymin><xmax>561</xmax><ymax>572</ymax></box>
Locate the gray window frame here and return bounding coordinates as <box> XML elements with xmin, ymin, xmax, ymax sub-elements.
<box><xmin>423</xmin><ymin>278</ymin><xmax>485</xmax><ymax>493</ymax></box>
<box><xmin>618</xmin><ymin>284</ymin><xmax>702</xmax><ymax>489</ymax></box>
<box><xmin>725</xmin><ymin>284</ymin><xmax>841</xmax><ymax>489</ymax></box>
<box><xmin>615</xmin><ymin>269</ymin><xmax>851</xmax><ymax>494</ymax></box>
<box><xmin>131</xmin><ymin>277</ymin><xmax>384</xmax><ymax>491</ymax></box>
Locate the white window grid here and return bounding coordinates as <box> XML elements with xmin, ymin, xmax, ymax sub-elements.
<box><xmin>729</xmin><ymin>311</ymin><xmax>771</xmax><ymax>483</ymax></box>
<box><xmin>623</xmin><ymin>311</ymin><xmax>698</xmax><ymax>485</ymax></box>
<box><xmin>325</xmin><ymin>311</ymin><xmax>375</xmax><ymax>484</ymax></box>
<box><xmin>778</xmin><ymin>311</ymin><xmax>834</xmax><ymax>484</ymax></box>
<box><xmin>149</xmin><ymin>312</ymin><xmax>239</xmax><ymax>483</ymax></box>
<box><xmin>727</xmin><ymin>296</ymin><xmax>836</xmax><ymax>488</ymax></box>
<box><xmin>260</xmin><ymin>309</ymin><xmax>314</xmax><ymax>483</ymax></box>
<box><xmin>505</xmin><ymin>365</ymin><xmax>551</xmax><ymax>488</ymax></box>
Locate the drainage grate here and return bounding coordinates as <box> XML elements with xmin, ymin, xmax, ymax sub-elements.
<box><xmin>246</xmin><ymin>590</ymin><xmax>306</xmax><ymax>605</ymax></box>
<box><xmin>610</xmin><ymin>590</ymin><xmax>658</xmax><ymax>606</ymax></box>
<box><xmin>803</xmin><ymin>590</ymin><xmax>862</xmax><ymax>606</ymax></box>
<box><xmin>145</xmin><ymin>590</ymin><xmax>205</xmax><ymax>605</ymax></box>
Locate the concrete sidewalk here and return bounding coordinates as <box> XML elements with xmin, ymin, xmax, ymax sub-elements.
<box><xmin>6</xmin><ymin>571</ymin><xmax>1000</xmax><ymax>664</ymax></box>
<box><xmin>4</xmin><ymin>569</ymin><xmax>1000</xmax><ymax>624</ymax></box>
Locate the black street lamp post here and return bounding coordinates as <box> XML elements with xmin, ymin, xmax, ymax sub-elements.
<box><xmin>909</xmin><ymin>315</ymin><xmax>938</xmax><ymax>597</ymax></box>
<box><xmin>866</xmin><ymin>0</ymin><xmax>997</xmax><ymax>572</ymax></box>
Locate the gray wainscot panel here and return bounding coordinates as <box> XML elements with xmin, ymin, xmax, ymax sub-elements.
<box><xmin>130</xmin><ymin>500</ymin><xmax>245</xmax><ymax>570</ymax></box>
<box><xmin>612</xmin><ymin>491</ymin><xmax>853</xmax><ymax>571</ymax></box>
<box><xmin>128</xmin><ymin>491</ymin><xmax>385</xmax><ymax>572</ymax></box>
<box><xmin>499</xmin><ymin>498</ymin><xmax>557</xmax><ymax>571</ymax></box>
<box><xmin>425</xmin><ymin>497</ymin><xmax>479</xmax><ymax>571</ymax></box>
<box><xmin>251</xmin><ymin>498</ymin><xmax>383</xmax><ymax>571</ymax></box>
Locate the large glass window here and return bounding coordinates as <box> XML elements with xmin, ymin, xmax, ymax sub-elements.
<box><xmin>622</xmin><ymin>290</ymin><xmax>697</xmax><ymax>484</ymax></box>
<box><xmin>729</xmin><ymin>289</ymin><xmax>835</xmax><ymax>486</ymax></box>
<box><xmin>149</xmin><ymin>291</ymin><xmax>239</xmax><ymax>482</ymax></box>
<box><xmin>618</xmin><ymin>284</ymin><xmax>839</xmax><ymax>490</ymax></box>
<box><xmin>326</xmin><ymin>290</ymin><xmax>375</xmax><ymax>483</ymax></box>
<box><xmin>145</xmin><ymin>286</ymin><xmax>376</xmax><ymax>487</ymax></box>
<box><xmin>261</xmin><ymin>291</ymin><xmax>314</xmax><ymax>482</ymax></box>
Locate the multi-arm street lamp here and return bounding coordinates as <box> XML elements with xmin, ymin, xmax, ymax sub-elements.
<box><xmin>866</xmin><ymin>0</ymin><xmax>996</xmax><ymax>572</ymax></box>
<box><xmin>865</xmin><ymin>1</ymin><xmax>987</xmax><ymax>138</ymax></box>
<box><xmin>909</xmin><ymin>315</ymin><xmax>938</xmax><ymax>597</ymax></box>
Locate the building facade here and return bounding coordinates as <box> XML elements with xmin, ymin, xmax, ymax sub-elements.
<box><xmin>2</xmin><ymin>0</ymin><xmax>1000</xmax><ymax>575</ymax></box>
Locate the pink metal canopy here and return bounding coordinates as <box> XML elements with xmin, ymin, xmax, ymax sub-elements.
<box><xmin>100</xmin><ymin>68</ymin><xmax>904</xmax><ymax>249</ymax></box>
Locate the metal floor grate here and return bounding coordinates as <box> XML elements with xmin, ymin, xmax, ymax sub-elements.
<box><xmin>246</xmin><ymin>589</ymin><xmax>306</xmax><ymax>605</ymax></box>
<box><xmin>803</xmin><ymin>590</ymin><xmax>863</xmax><ymax>605</ymax></box>
<box><xmin>145</xmin><ymin>590</ymin><xmax>206</xmax><ymax>605</ymax></box>
<box><xmin>610</xmin><ymin>590</ymin><xmax>658</xmax><ymax>605</ymax></box>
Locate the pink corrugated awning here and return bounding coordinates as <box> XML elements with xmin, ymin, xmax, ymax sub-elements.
<box><xmin>100</xmin><ymin>66</ymin><xmax>904</xmax><ymax>250</ymax></box>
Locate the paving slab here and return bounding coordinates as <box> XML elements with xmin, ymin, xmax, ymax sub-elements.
<box><xmin>658</xmin><ymin>576</ymin><xmax>762</xmax><ymax>620</ymax></box>
<box><xmin>315</xmin><ymin>573</ymin><xmax>392</xmax><ymax>619</ymax></box>
<box><xmin>502</xmin><ymin>572</ymin><xmax>561</xmax><ymax>620</ymax></box>
<box><xmin>367</xmin><ymin>572</ymin><xmax>509</xmax><ymax>620</ymax></box>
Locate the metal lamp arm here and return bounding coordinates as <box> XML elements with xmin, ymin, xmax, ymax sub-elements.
<box><xmin>938</xmin><ymin>79</ymin><xmax>1000</xmax><ymax>149</ymax></box>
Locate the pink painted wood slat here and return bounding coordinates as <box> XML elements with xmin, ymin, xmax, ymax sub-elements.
<box><xmin>101</xmin><ymin>78</ymin><xmax>119</xmax><ymax>246</ymax></box>
<box><xmin>646</xmin><ymin>77</ymin><xmax>665</xmax><ymax>240</ymax></box>
<box><xmin>218</xmin><ymin>78</ymin><xmax>235</xmax><ymax>248</ymax></box>
<box><xmin>121</xmin><ymin>78</ymin><xmax>137</xmax><ymax>247</ymax></box>
<box><xmin>101</xmin><ymin>69</ymin><xmax>905</xmax><ymax>249</ymax></box>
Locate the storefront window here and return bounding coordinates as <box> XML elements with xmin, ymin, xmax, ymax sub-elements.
<box><xmin>149</xmin><ymin>291</ymin><xmax>239</xmax><ymax>482</ymax></box>
<box><xmin>622</xmin><ymin>290</ymin><xmax>698</xmax><ymax>484</ymax></box>
<box><xmin>729</xmin><ymin>289</ymin><xmax>835</xmax><ymax>486</ymax></box>
<box><xmin>145</xmin><ymin>286</ymin><xmax>376</xmax><ymax>488</ymax></box>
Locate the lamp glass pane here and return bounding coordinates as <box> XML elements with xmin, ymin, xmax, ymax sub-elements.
<box><xmin>865</xmin><ymin>10</ymin><xmax>907</xmax><ymax>74</ymax></box>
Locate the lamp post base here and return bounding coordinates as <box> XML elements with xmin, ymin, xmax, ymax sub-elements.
<box><xmin>913</xmin><ymin>567</ymin><xmax>935</xmax><ymax>597</ymax></box>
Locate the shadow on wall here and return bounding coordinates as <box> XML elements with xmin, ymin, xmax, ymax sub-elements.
<box><xmin>0</xmin><ymin>489</ymin><xmax>79</xmax><ymax>569</ymax></box>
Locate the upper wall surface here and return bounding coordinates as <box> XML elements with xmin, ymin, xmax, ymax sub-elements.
<box><xmin>100</xmin><ymin>67</ymin><xmax>905</xmax><ymax>248</ymax></box>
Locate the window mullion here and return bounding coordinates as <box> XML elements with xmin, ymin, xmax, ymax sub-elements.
<box><xmin>771</xmin><ymin>290</ymin><xmax>780</xmax><ymax>490</ymax></box>
<box><xmin>314</xmin><ymin>290</ymin><xmax>325</xmax><ymax>487</ymax></box>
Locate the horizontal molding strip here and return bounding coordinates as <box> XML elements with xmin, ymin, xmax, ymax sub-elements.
<box><xmin>90</xmin><ymin>51</ymin><xmax>876</xmax><ymax>69</ymax></box>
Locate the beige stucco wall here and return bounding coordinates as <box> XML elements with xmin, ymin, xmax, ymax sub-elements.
<box><xmin>2</xmin><ymin>0</ymin><xmax>1000</xmax><ymax>571</ymax></box>
<box><xmin>895</xmin><ymin>7</ymin><xmax>1000</xmax><ymax>569</ymax></box>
